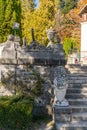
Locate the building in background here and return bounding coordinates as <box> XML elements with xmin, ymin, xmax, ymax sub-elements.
<box><xmin>79</xmin><ymin>4</ymin><xmax>87</xmax><ymax>64</ymax></box>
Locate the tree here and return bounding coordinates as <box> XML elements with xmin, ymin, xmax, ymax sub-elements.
<box><xmin>0</xmin><ymin>0</ymin><xmax>6</xmax><ymax>42</ymax></box>
<box><xmin>21</xmin><ymin>0</ymin><xmax>58</xmax><ymax>44</ymax></box>
<box><xmin>22</xmin><ymin>0</ymin><xmax>35</xmax><ymax>12</ymax></box>
<box><xmin>21</xmin><ymin>0</ymin><xmax>35</xmax><ymax>42</ymax></box>
<box><xmin>59</xmin><ymin>0</ymin><xmax>65</xmax><ymax>9</ymax></box>
<box><xmin>55</xmin><ymin>0</ymin><xmax>81</xmax><ymax>52</ymax></box>
<box><xmin>63</xmin><ymin>38</ymin><xmax>76</xmax><ymax>56</ymax></box>
<box><xmin>0</xmin><ymin>0</ymin><xmax>22</xmax><ymax>43</ymax></box>
<box><xmin>59</xmin><ymin>0</ymin><xmax>78</xmax><ymax>14</ymax></box>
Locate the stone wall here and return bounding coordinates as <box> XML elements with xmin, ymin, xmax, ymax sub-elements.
<box><xmin>0</xmin><ymin>35</ymin><xmax>66</xmax><ymax>117</ymax></box>
<box><xmin>0</xmin><ymin>35</ymin><xmax>66</xmax><ymax>96</ymax></box>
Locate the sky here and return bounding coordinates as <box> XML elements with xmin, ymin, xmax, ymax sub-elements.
<box><xmin>35</xmin><ymin>0</ymin><xmax>39</xmax><ymax>8</ymax></box>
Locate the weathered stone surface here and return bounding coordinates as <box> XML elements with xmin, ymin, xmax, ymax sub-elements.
<box><xmin>0</xmin><ymin>37</ymin><xmax>66</xmax><ymax>66</ymax></box>
<box><xmin>54</xmin><ymin>106</ymin><xmax>71</xmax><ymax>124</ymax></box>
<box><xmin>0</xmin><ymin>85</ymin><xmax>13</xmax><ymax>96</ymax></box>
<box><xmin>55</xmin><ymin>114</ymin><xmax>71</xmax><ymax>122</ymax></box>
<box><xmin>0</xmin><ymin>34</ymin><xmax>66</xmax><ymax>119</ymax></box>
<box><xmin>53</xmin><ymin>66</ymin><xmax>69</xmax><ymax>107</ymax></box>
<box><xmin>54</xmin><ymin>106</ymin><xmax>71</xmax><ymax>114</ymax></box>
<box><xmin>55</xmin><ymin>64</ymin><xmax>87</xmax><ymax>130</ymax></box>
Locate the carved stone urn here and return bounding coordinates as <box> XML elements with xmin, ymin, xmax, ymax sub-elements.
<box><xmin>53</xmin><ymin>66</ymin><xmax>69</xmax><ymax>107</ymax></box>
<box><xmin>46</xmin><ymin>27</ymin><xmax>55</xmax><ymax>47</ymax></box>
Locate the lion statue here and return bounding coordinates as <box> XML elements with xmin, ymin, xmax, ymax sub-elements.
<box><xmin>53</xmin><ymin>66</ymin><xmax>69</xmax><ymax>106</ymax></box>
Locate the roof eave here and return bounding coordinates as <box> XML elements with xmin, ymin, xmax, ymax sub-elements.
<box><xmin>79</xmin><ymin>4</ymin><xmax>87</xmax><ymax>17</ymax></box>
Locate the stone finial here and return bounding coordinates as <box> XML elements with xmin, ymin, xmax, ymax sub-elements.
<box><xmin>7</xmin><ymin>34</ymin><xmax>14</xmax><ymax>41</ymax></box>
<box><xmin>31</xmin><ymin>28</ymin><xmax>35</xmax><ymax>41</ymax></box>
<box><xmin>29</xmin><ymin>28</ymin><xmax>40</xmax><ymax>49</ymax></box>
<box><xmin>23</xmin><ymin>37</ymin><xmax>27</xmax><ymax>46</ymax></box>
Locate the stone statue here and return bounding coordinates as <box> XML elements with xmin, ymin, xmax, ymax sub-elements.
<box><xmin>53</xmin><ymin>66</ymin><xmax>69</xmax><ymax>106</ymax></box>
<box><xmin>46</xmin><ymin>27</ymin><xmax>55</xmax><ymax>47</ymax></box>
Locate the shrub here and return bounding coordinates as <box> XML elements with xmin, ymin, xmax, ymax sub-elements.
<box><xmin>0</xmin><ymin>95</ymin><xmax>34</xmax><ymax>130</ymax></box>
<box><xmin>63</xmin><ymin>37</ymin><xmax>76</xmax><ymax>57</ymax></box>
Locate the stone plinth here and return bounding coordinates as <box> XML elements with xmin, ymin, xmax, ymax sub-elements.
<box><xmin>54</xmin><ymin>106</ymin><xmax>71</xmax><ymax>123</ymax></box>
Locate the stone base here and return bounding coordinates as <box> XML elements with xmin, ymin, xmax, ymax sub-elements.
<box><xmin>54</xmin><ymin>99</ymin><xmax>69</xmax><ymax>107</ymax></box>
<box><xmin>54</xmin><ymin>106</ymin><xmax>71</xmax><ymax>123</ymax></box>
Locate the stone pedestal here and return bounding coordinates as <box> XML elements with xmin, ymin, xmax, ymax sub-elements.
<box><xmin>54</xmin><ymin>106</ymin><xmax>71</xmax><ymax>123</ymax></box>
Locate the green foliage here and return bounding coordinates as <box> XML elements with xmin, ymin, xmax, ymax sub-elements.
<box><xmin>22</xmin><ymin>0</ymin><xmax>58</xmax><ymax>44</ymax></box>
<box><xmin>59</xmin><ymin>0</ymin><xmax>65</xmax><ymax>9</ymax></box>
<box><xmin>31</xmin><ymin>70</ymin><xmax>44</xmax><ymax>96</ymax></box>
<box><xmin>63</xmin><ymin>38</ymin><xmax>76</xmax><ymax>56</ymax></box>
<box><xmin>0</xmin><ymin>0</ymin><xmax>22</xmax><ymax>43</ymax></box>
<box><xmin>22</xmin><ymin>0</ymin><xmax>35</xmax><ymax>12</ymax></box>
<box><xmin>59</xmin><ymin>0</ymin><xmax>78</xmax><ymax>14</ymax></box>
<box><xmin>0</xmin><ymin>95</ymin><xmax>34</xmax><ymax>130</ymax></box>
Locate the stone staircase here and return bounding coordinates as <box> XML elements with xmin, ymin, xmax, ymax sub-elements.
<box><xmin>54</xmin><ymin>64</ymin><xmax>87</xmax><ymax>130</ymax></box>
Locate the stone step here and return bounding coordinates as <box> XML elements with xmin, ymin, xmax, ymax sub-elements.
<box><xmin>67</xmin><ymin>88</ymin><xmax>87</xmax><ymax>93</ymax></box>
<box><xmin>66</xmin><ymin>67</ymin><xmax>87</xmax><ymax>71</ymax></box>
<box><xmin>68</xmin><ymin>80</ymin><xmax>87</xmax><ymax>84</ymax></box>
<box><xmin>56</xmin><ymin>121</ymin><xmax>87</xmax><ymax>130</ymax></box>
<box><xmin>67</xmin><ymin>70</ymin><xmax>87</xmax><ymax>73</ymax></box>
<box><xmin>71</xmin><ymin>112</ymin><xmax>87</xmax><ymax>122</ymax></box>
<box><xmin>55</xmin><ymin>65</ymin><xmax>87</xmax><ymax>130</ymax></box>
<box><xmin>68</xmin><ymin>83</ymin><xmax>87</xmax><ymax>88</ymax></box>
<box><xmin>66</xmin><ymin>66</ymin><xmax>87</xmax><ymax>69</ymax></box>
<box><xmin>66</xmin><ymin>72</ymin><xmax>87</xmax><ymax>75</ymax></box>
<box><xmin>68</xmin><ymin>99</ymin><xmax>87</xmax><ymax>105</ymax></box>
<box><xmin>65</xmin><ymin>64</ymin><xmax>82</xmax><ymax>67</ymax></box>
<box><xmin>66</xmin><ymin>64</ymin><xmax>87</xmax><ymax>69</ymax></box>
<box><xmin>54</xmin><ymin>106</ymin><xmax>71</xmax><ymax>114</ymax></box>
<box><xmin>68</xmin><ymin>77</ymin><xmax>87</xmax><ymax>80</ymax></box>
<box><xmin>70</xmin><ymin>105</ymin><xmax>87</xmax><ymax>113</ymax></box>
<box><xmin>66</xmin><ymin>93</ymin><xmax>87</xmax><ymax>99</ymax></box>
<box><xmin>66</xmin><ymin>68</ymin><xmax>87</xmax><ymax>71</ymax></box>
<box><xmin>54</xmin><ymin>105</ymin><xmax>87</xmax><ymax>114</ymax></box>
<box><xmin>66</xmin><ymin>67</ymin><xmax>87</xmax><ymax>74</ymax></box>
<box><xmin>67</xmin><ymin>73</ymin><xmax>87</xmax><ymax>77</ymax></box>
<box><xmin>67</xmin><ymin>72</ymin><xmax>87</xmax><ymax>75</ymax></box>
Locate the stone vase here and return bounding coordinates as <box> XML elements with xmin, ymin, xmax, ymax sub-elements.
<box><xmin>46</xmin><ymin>27</ymin><xmax>55</xmax><ymax>47</ymax></box>
<box><xmin>54</xmin><ymin>84</ymin><xmax>69</xmax><ymax>107</ymax></box>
